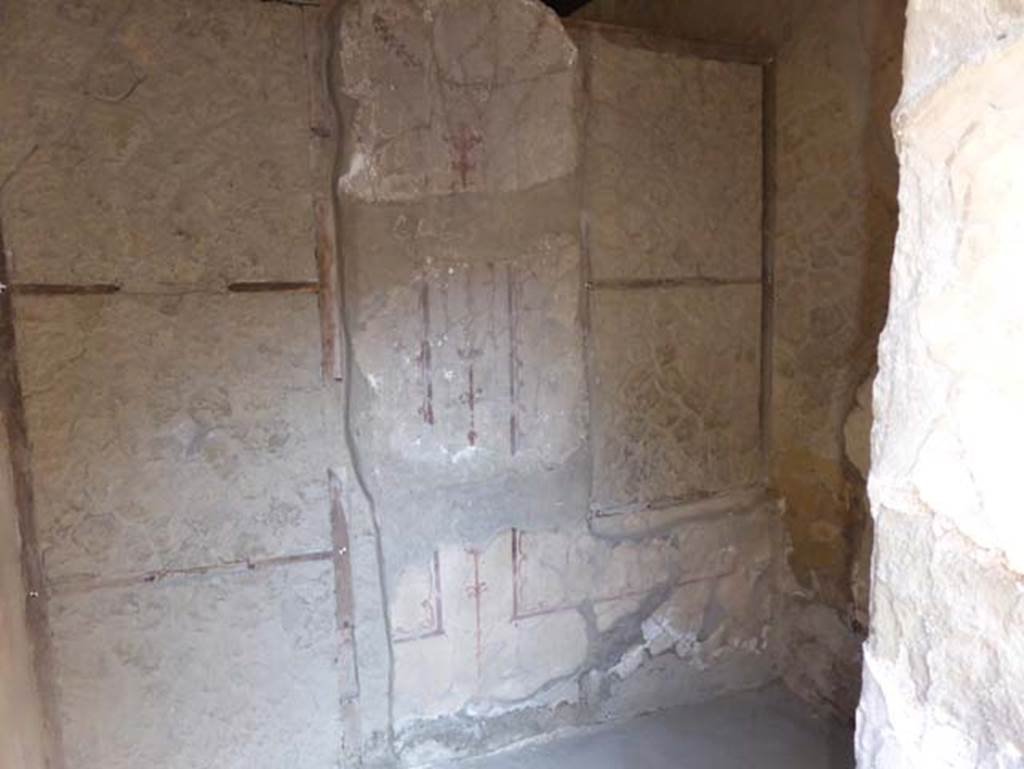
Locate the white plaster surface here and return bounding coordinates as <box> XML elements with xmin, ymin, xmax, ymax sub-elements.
<box><xmin>1</xmin><ymin>0</ymin><xmax>314</xmax><ymax>290</ymax></box>
<box><xmin>337</xmin><ymin>0</ymin><xmax>579</xmax><ymax>201</ymax></box>
<box><xmin>49</xmin><ymin>560</ymin><xmax>343</xmax><ymax>769</ymax></box>
<box><xmin>392</xmin><ymin>532</ymin><xmax>590</xmax><ymax>729</ymax></box>
<box><xmin>390</xmin><ymin>507</ymin><xmax>782</xmax><ymax>760</ymax></box>
<box><xmin>15</xmin><ymin>293</ymin><xmax>335</xmax><ymax>581</ymax></box>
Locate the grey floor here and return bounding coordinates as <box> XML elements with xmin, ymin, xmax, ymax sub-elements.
<box><xmin>437</xmin><ymin>685</ymin><xmax>854</xmax><ymax>769</ymax></box>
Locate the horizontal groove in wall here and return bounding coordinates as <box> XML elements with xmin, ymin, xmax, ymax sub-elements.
<box><xmin>10</xmin><ymin>283</ymin><xmax>121</xmax><ymax>295</ymax></box>
<box><xmin>227</xmin><ymin>281</ymin><xmax>320</xmax><ymax>293</ymax></box>
<box><xmin>587</xmin><ymin>276</ymin><xmax>761</xmax><ymax>290</ymax></box>
<box><xmin>591</xmin><ymin>484</ymin><xmax>771</xmax><ymax>520</ymax></box>
<box><xmin>45</xmin><ymin>549</ymin><xmax>335</xmax><ymax>597</ymax></box>
<box><xmin>9</xmin><ymin>282</ymin><xmax>324</xmax><ymax>297</ymax></box>
<box><xmin>259</xmin><ymin>0</ymin><xmax>321</xmax><ymax>7</ymax></box>
<box><xmin>392</xmin><ymin>628</ymin><xmax>445</xmax><ymax>645</ymax></box>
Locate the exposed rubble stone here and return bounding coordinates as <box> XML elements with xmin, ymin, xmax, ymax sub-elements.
<box><xmin>856</xmin><ymin>10</ymin><xmax>1024</xmax><ymax>767</ymax></box>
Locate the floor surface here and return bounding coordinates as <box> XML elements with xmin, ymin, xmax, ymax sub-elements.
<box><xmin>436</xmin><ymin>685</ymin><xmax>854</xmax><ymax>769</ymax></box>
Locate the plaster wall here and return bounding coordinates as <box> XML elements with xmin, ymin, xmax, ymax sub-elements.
<box><xmin>2</xmin><ymin>1</ymin><xmax>794</xmax><ymax>767</ymax></box>
<box><xmin>1</xmin><ymin>2</ymin><xmax>348</xmax><ymax>767</ymax></box>
<box><xmin>335</xmin><ymin>4</ymin><xmax>782</xmax><ymax>763</ymax></box>
<box><xmin>0</xmin><ymin>154</ymin><xmax>51</xmax><ymax>769</ymax></box>
<box><xmin>857</xmin><ymin>3</ymin><xmax>1024</xmax><ymax>766</ymax></box>
<box><xmin>576</xmin><ymin>0</ymin><xmax>905</xmax><ymax>719</ymax></box>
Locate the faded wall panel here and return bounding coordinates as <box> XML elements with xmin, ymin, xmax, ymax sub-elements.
<box><xmin>346</xmin><ymin>11</ymin><xmax>782</xmax><ymax>763</ymax></box>
<box><xmin>1</xmin><ymin>0</ymin><xmax>313</xmax><ymax>290</ymax></box>
<box><xmin>337</xmin><ymin>0</ymin><xmax>588</xmax><ymax>569</ymax></box>
<box><xmin>337</xmin><ymin>0</ymin><xmax>579</xmax><ymax>201</ymax></box>
<box><xmin>578</xmin><ymin>25</ymin><xmax>765</xmax><ymax>515</ymax></box>
<box><xmin>582</xmin><ymin>31</ymin><xmax>763</xmax><ymax>281</ymax></box>
<box><xmin>576</xmin><ymin>0</ymin><xmax>906</xmax><ymax>719</ymax></box>
<box><xmin>15</xmin><ymin>293</ymin><xmax>334</xmax><ymax>581</ymax></box>
<box><xmin>388</xmin><ymin>505</ymin><xmax>780</xmax><ymax>762</ymax></box>
<box><xmin>590</xmin><ymin>286</ymin><xmax>762</xmax><ymax>512</ymax></box>
<box><xmin>50</xmin><ymin>561</ymin><xmax>341</xmax><ymax>769</ymax></box>
<box><xmin>1</xmin><ymin>2</ymin><xmax>349</xmax><ymax>767</ymax></box>
<box><xmin>336</xmin><ymin>4</ymin><xmax>593</xmax><ymax>758</ymax></box>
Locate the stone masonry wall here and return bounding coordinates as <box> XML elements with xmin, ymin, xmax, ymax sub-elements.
<box><xmin>576</xmin><ymin>0</ymin><xmax>905</xmax><ymax>720</ymax></box>
<box><xmin>857</xmin><ymin>3</ymin><xmax>1024</xmax><ymax>766</ymax></box>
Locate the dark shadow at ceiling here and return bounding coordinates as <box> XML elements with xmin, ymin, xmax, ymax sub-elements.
<box><xmin>542</xmin><ymin>0</ymin><xmax>593</xmax><ymax>17</ymax></box>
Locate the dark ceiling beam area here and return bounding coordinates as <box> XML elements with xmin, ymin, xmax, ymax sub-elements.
<box><xmin>260</xmin><ymin>0</ymin><xmax>595</xmax><ymax>15</ymax></box>
<box><xmin>542</xmin><ymin>0</ymin><xmax>594</xmax><ymax>17</ymax></box>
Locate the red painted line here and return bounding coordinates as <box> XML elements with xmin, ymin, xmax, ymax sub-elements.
<box><xmin>446</xmin><ymin>124</ymin><xmax>483</xmax><ymax>189</ymax></box>
<box><xmin>432</xmin><ymin>549</ymin><xmax>444</xmax><ymax>636</ymax></box>
<box><xmin>467</xmin><ymin>364</ymin><xmax>477</xmax><ymax>446</ymax></box>
<box><xmin>465</xmin><ymin>548</ymin><xmax>487</xmax><ymax>681</ymax></box>
<box><xmin>419</xmin><ymin>282</ymin><xmax>435</xmax><ymax>425</ymax></box>
<box><xmin>511</xmin><ymin>529</ymin><xmax>520</xmax><ymax>621</ymax></box>
<box><xmin>507</xmin><ymin>264</ymin><xmax>519</xmax><ymax>456</ymax></box>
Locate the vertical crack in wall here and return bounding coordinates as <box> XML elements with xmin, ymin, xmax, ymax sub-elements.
<box><xmin>759</xmin><ymin>59</ymin><xmax>777</xmax><ymax>475</ymax></box>
<box><xmin>0</xmin><ymin>218</ymin><xmax>66</xmax><ymax>769</ymax></box>
<box><xmin>321</xmin><ymin>1</ymin><xmax>397</xmax><ymax>761</ymax></box>
<box><xmin>576</xmin><ymin>25</ymin><xmax>597</xmax><ymax>519</ymax></box>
